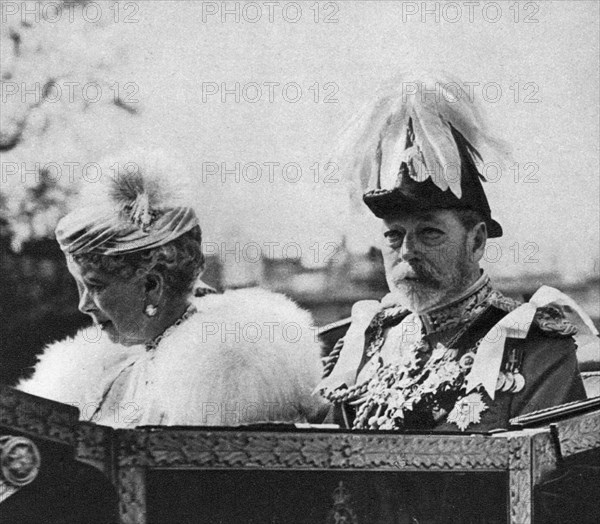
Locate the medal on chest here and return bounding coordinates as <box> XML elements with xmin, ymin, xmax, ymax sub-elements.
<box><xmin>495</xmin><ymin>346</ymin><xmax>525</xmax><ymax>394</ymax></box>
<box><xmin>447</xmin><ymin>392</ymin><xmax>489</xmax><ymax>431</ymax></box>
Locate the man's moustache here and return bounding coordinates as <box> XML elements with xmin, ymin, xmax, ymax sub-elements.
<box><xmin>392</xmin><ymin>263</ymin><xmax>435</xmax><ymax>282</ymax></box>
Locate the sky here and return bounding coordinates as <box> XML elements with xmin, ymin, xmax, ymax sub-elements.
<box><xmin>109</xmin><ymin>0</ymin><xmax>599</xmax><ymax>280</ymax></box>
<box><xmin>11</xmin><ymin>0</ymin><xmax>597</xmax><ymax>279</ymax></box>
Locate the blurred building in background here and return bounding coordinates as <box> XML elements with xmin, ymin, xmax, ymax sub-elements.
<box><xmin>3</xmin><ymin>228</ymin><xmax>598</xmax><ymax>387</ymax></box>
<box><xmin>206</xmin><ymin>241</ymin><xmax>600</xmax><ymax>328</ymax></box>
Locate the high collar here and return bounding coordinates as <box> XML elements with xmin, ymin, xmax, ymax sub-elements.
<box><xmin>417</xmin><ymin>273</ymin><xmax>493</xmax><ymax>334</ymax></box>
<box><xmin>381</xmin><ymin>273</ymin><xmax>494</xmax><ymax>335</ymax></box>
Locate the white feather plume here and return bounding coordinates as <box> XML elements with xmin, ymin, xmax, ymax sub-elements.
<box><xmin>334</xmin><ymin>70</ymin><xmax>511</xmax><ymax>202</ymax></box>
<box><xmin>74</xmin><ymin>148</ymin><xmax>197</xmax><ymax>226</ymax></box>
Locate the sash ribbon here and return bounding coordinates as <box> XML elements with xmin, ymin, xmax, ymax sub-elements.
<box><xmin>465</xmin><ymin>286</ymin><xmax>599</xmax><ymax>399</ymax></box>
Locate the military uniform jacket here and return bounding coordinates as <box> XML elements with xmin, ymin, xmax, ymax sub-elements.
<box><xmin>318</xmin><ymin>275</ymin><xmax>589</xmax><ymax>432</ymax></box>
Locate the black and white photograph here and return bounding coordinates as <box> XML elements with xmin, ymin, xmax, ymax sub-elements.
<box><xmin>1</xmin><ymin>1</ymin><xmax>599</xmax><ymax>523</ymax></box>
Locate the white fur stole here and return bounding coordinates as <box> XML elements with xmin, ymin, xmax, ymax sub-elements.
<box><xmin>17</xmin><ymin>289</ymin><xmax>325</xmax><ymax>428</ymax></box>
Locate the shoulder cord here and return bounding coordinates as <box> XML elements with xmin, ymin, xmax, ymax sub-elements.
<box><xmin>321</xmin><ymin>337</ymin><xmax>345</xmax><ymax>379</ymax></box>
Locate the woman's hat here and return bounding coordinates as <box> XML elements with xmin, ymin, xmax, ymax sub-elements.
<box><xmin>56</xmin><ymin>150</ymin><xmax>200</xmax><ymax>255</ymax></box>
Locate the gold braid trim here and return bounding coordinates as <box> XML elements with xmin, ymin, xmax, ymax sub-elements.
<box><xmin>322</xmin><ymin>337</ymin><xmax>345</xmax><ymax>379</ymax></box>
<box><xmin>323</xmin><ymin>375</ymin><xmax>370</xmax><ymax>404</ymax></box>
<box><xmin>320</xmin><ymin>337</ymin><xmax>372</xmax><ymax>404</ymax></box>
<box><xmin>320</xmin><ymin>288</ymin><xmax>578</xmax><ymax>408</ymax></box>
<box><xmin>487</xmin><ymin>290</ymin><xmax>522</xmax><ymax>313</ymax></box>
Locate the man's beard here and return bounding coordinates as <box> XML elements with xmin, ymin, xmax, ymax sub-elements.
<box><xmin>386</xmin><ymin>253</ymin><xmax>474</xmax><ymax>313</ymax></box>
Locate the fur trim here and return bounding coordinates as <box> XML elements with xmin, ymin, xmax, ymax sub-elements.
<box><xmin>17</xmin><ymin>330</ymin><xmax>142</xmax><ymax>411</ymax></box>
<box><xmin>17</xmin><ymin>289</ymin><xmax>325</xmax><ymax>427</ymax></box>
<box><xmin>150</xmin><ymin>288</ymin><xmax>325</xmax><ymax>426</ymax></box>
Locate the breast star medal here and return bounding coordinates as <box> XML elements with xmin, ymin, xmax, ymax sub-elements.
<box><xmin>447</xmin><ymin>392</ymin><xmax>489</xmax><ymax>431</ymax></box>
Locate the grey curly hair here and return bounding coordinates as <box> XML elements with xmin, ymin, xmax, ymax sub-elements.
<box><xmin>73</xmin><ymin>226</ymin><xmax>205</xmax><ymax>297</ymax></box>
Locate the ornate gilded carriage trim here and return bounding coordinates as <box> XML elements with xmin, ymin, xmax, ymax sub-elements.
<box><xmin>0</xmin><ymin>435</ymin><xmax>41</xmax><ymax>487</ymax></box>
<box><xmin>117</xmin><ymin>429</ymin><xmax>509</xmax><ymax>471</ymax></box>
<box><xmin>118</xmin><ymin>466</ymin><xmax>146</xmax><ymax>524</ymax></box>
<box><xmin>532</xmin><ymin>431</ymin><xmax>559</xmax><ymax>485</ymax></box>
<box><xmin>507</xmin><ymin>433</ymin><xmax>532</xmax><ymax>524</ymax></box>
<box><xmin>531</xmin><ymin>430</ymin><xmax>558</xmax><ymax>485</ymax></box>
<box><xmin>0</xmin><ymin>385</ymin><xmax>78</xmax><ymax>446</ymax></box>
<box><xmin>552</xmin><ymin>409</ymin><xmax>600</xmax><ymax>458</ymax></box>
<box><xmin>76</xmin><ymin>421</ymin><xmax>115</xmax><ymax>480</ymax></box>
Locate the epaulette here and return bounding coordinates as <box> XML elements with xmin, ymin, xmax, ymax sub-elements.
<box><xmin>532</xmin><ymin>304</ymin><xmax>578</xmax><ymax>337</ymax></box>
<box><xmin>489</xmin><ymin>291</ymin><xmax>578</xmax><ymax>338</ymax></box>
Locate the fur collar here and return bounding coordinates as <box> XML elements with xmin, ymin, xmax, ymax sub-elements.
<box><xmin>18</xmin><ymin>288</ymin><xmax>325</xmax><ymax>427</ymax></box>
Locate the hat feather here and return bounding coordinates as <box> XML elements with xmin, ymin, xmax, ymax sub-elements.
<box><xmin>334</xmin><ymin>71</ymin><xmax>511</xmax><ymax>203</ymax></box>
<box><xmin>77</xmin><ymin>149</ymin><xmax>196</xmax><ymax>228</ymax></box>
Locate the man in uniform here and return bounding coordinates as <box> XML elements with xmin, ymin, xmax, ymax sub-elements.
<box><xmin>317</xmin><ymin>73</ymin><xmax>598</xmax><ymax>432</ymax></box>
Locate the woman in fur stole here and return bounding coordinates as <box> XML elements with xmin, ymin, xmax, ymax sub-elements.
<box><xmin>17</xmin><ymin>152</ymin><xmax>325</xmax><ymax>428</ymax></box>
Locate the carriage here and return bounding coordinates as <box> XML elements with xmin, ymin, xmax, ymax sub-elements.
<box><xmin>2</xmin><ymin>372</ymin><xmax>599</xmax><ymax>523</ymax></box>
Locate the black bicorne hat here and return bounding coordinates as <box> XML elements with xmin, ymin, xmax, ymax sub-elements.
<box><xmin>362</xmin><ymin>118</ymin><xmax>503</xmax><ymax>238</ymax></box>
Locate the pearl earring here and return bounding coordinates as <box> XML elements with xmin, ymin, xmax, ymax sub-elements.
<box><xmin>145</xmin><ymin>304</ymin><xmax>158</xmax><ymax>317</ymax></box>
